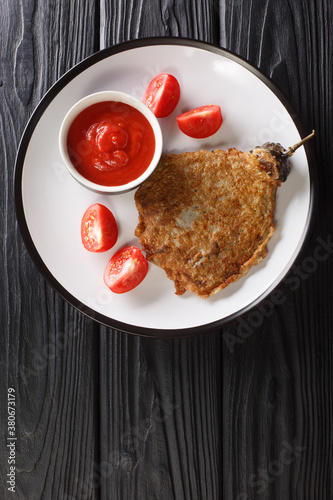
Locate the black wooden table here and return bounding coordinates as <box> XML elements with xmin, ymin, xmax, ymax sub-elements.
<box><xmin>1</xmin><ymin>1</ymin><xmax>332</xmax><ymax>499</ymax></box>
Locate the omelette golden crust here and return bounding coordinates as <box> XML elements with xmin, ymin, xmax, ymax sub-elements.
<box><xmin>135</xmin><ymin>149</ymin><xmax>281</xmax><ymax>298</ymax></box>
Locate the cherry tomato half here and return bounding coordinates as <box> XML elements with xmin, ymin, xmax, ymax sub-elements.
<box><xmin>177</xmin><ymin>104</ymin><xmax>223</xmax><ymax>138</ymax></box>
<box><xmin>81</xmin><ymin>203</ymin><xmax>118</xmax><ymax>252</ymax></box>
<box><xmin>143</xmin><ymin>73</ymin><xmax>181</xmax><ymax>118</ymax></box>
<box><xmin>103</xmin><ymin>246</ymin><xmax>149</xmax><ymax>294</ymax></box>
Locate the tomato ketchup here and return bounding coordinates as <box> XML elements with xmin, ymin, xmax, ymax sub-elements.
<box><xmin>66</xmin><ymin>101</ymin><xmax>156</xmax><ymax>186</ymax></box>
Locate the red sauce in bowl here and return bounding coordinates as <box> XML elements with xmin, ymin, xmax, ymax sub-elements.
<box><xmin>66</xmin><ymin>101</ymin><xmax>156</xmax><ymax>186</ymax></box>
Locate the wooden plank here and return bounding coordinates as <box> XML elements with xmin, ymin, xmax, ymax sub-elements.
<box><xmin>98</xmin><ymin>331</ymin><xmax>222</xmax><ymax>499</ymax></box>
<box><xmin>219</xmin><ymin>0</ymin><xmax>333</xmax><ymax>498</ymax></box>
<box><xmin>1</xmin><ymin>1</ymin><xmax>331</xmax><ymax>499</ymax></box>
<box><xmin>98</xmin><ymin>2</ymin><xmax>222</xmax><ymax>499</ymax></box>
<box><xmin>100</xmin><ymin>0</ymin><xmax>219</xmax><ymax>46</ymax></box>
<box><xmin>0</xmin><ymin>0</ymin><xmax>100</xmax><ymax>498</ymax></box>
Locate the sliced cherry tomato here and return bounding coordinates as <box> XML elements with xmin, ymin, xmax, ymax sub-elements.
<box><xmin>81</xmin><ymin>203</ymin><xmax>118</xmax><ymax>252</ymax></box>
<box><xmin>177</xmin><ymin>104</ymin><xmax>223</xmax><ymax>138</ymax></box>
<box><xmin>103</xmin><ymin>246</ymin><xmax>149</xmax><ymax>294</ymax></box>
<box><xmin>143</xmin><ymin>73</ymin><xmax>180</xmax><ymax>118</ymax></box>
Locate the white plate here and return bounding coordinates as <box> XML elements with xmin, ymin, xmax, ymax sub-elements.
<box><xmin>15</xmin><ymin>38</ymin><xmax>316</xmax><ymax>337</ymax></box>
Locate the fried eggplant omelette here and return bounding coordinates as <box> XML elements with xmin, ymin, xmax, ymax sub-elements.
<box><xmin>134</xmin><ymin>133</ymin><xmax>314</xmax><ymax>298</ymax></box>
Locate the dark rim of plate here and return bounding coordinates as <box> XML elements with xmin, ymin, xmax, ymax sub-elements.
<box><xmin>14</xmin><ymin>37</ymin><xmax>318</xmax><ymax>339</ymax></box>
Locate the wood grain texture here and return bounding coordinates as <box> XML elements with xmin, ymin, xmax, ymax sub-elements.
<box><xmin>100</xmin><ymin>0</ymin><xmax>219</xmax><ymax>47</ymax></box>
<box><xmin>98</xmin><ymin>332</ymin><xmax>221</xmax><ymax>500</ymax></box>
<box><xmin>0</xmin><ymin>0</ymin><xmax>332</xmax><ymax>499</ymax></box>
<box><xmin>0</xmin><ymin>1</ymin><xmax>99</xmax><ymax>498</ymax></box>
<box><xmin>219</xmin><ymin>1</ymin><xmax>333</xmax><ymax>499</ymax></box>
<box><xmin>98</xmin><ymin>2</ymin><xmax>223</xmax><ymax>500</ymax></box>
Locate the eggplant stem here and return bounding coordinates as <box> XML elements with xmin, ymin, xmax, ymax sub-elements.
<box><xmin>283</xmin><ymin>130</ymin><xmax>315</xmax><ymax>158</ymax></box>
